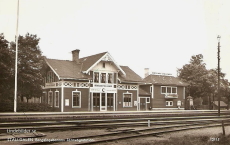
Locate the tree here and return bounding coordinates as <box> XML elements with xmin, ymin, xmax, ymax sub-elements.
<box><xmin>178</xmin><ymin>54</ymin><xmax>230</xmax><ymax>109</ymax></box>
<box><xmin>10</xmin><ymin>33</ymin><xmax>44</xmax><ymax>102</ymax></box>
<box><xmin>177</xmin><ymin>54</ymin><xmax>209</xmax><ymax>99</ymax></box>
<box><xmin>0</xmin><ymin>33</ymin><xmax>14</xmax><ymax>100</ymax></box>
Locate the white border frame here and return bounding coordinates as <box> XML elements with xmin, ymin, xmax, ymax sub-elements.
<box><xmin>72</xmin><ymin>89</ymin><xmax>81</xmax><ymax>108</ymax></box>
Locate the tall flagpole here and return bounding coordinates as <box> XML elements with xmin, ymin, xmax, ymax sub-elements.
<box><xmin>14</xmin><ymin>0</ymin><xmax>19</xmax><ymax>112</ymax></box>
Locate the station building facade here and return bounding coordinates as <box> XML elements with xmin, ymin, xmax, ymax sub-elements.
<box><xmin>140</xmin><ymin>69</ymin><xmax>188</xmax><ymax>110</ymax></box>
<box><xmin>42</xmin><ymin>50</ymin><xmax>188</xmax><ymax>112</ymax></box>
<box><xmin>42</xmin><ymin>49</ymin><xmax>146</xmax><ymax>112</ymax></box>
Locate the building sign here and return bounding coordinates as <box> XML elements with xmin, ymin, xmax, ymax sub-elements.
<box><xmin>94</xmin><ymin>84</ymin><xmax>113</xmax><ymax>88</ymax></box>
<box><xmin>90</xmin><ymin>87</ymin><xmax>117</xmax><ymax>93</ymax></box>
<box><xmin>65</xmin><ymin>99</ymin><xmax>69</xmax><ymax>106</ymax></box>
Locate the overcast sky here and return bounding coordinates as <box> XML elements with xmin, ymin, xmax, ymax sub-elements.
<box><xmin>0</xmin><ymin>0</ymin><xmax>230</xmax><ymax>80</ymax></box>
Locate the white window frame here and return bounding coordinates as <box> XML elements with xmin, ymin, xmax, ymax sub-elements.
<box><xmin>72</xmin><ymin>90</ymin><xmax>81</xmax><ymax>108</ymax></box>
<box><xmin>150</xmin><ymin>86</ymin><xmax>153</xmax><ymax>93</ymax></box>
<box><xmin>108</xmin><ymin>73</ymin><xmax>114</xmax><ymax>84</ymax></box>
<box><xmin>48</xmin><ymin>91</ymin><xmax>53</xmax><ymax>107</ymax></box>
<box><xmin>161</xmin><ymin>86</ymin><xmax>177</xmax><ymax>94</ymax></box>
<box><xmin>166</xmin><ymin>101</ymin><xmax>173</xmax><ymax>106</ymax></box>
<box><xmin>93</xmin><ymin>71</ymin><xmax>114</xmax><ymax>84</ymax></box>
<box><xmin>54</xmin><ymin>90</ymin><xmax>59</xmax><ymax>107</ymax></box>
<box><xmin>123</xmin><ymin>93</ymin><xmax>132</xmax><ymax>107</ymax></box>
<box><xmin>146</xmin><ymin>97</ymin><xmax>150</xmax><ymax>103</ymax></box>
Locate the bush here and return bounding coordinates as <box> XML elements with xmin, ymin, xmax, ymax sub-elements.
<box><xmin>0</xmin><ymin>99</ymin><xmax>52</xmax><ymax>112</ymax></box>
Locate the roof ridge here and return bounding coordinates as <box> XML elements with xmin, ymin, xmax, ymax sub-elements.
<box><xmin>79</xmin><ymin>51</ymin><xmax>107</xmax><ymax>60</ymax></box>
<box><xmin>46</xmin><ymin>58</ymin><xmax>72</xmax><ymax>61</ymax></box>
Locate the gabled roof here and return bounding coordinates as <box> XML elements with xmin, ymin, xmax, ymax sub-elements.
<box><xmin>143</xmin><ymin>75</ymin><xmax>188</xmax><ymax>86</ymax></box>
<box><xmin>213</xmin><ymin>101</ymin><xmax>228</xmax><ymax>107</ymax></box>
<box><xmin>45</xmin><ymin>59</ymin><xmax>91</xmax><ymax>80</ymax></box>
<box><xmin>139</xmin><ymin>88</ymin><xmax>151</xmax><ymax>96</ymax></box>
<box><xmin>119</xmin><ymin>66</ymin><xmax>143</xmax><ymax>83</ymax></box>
<box><xmin>79</xmin><ymin>52</ymin><xmax>107</xmax><ymax>71</ymax></box>
<box><xmin>45</xmin><ymin>51</ymin><xmax>141</xmax><ymax>82</ymax></box>
<box><xmin>81</xmin><ymin>52</ymin><xmax>126</xmax><ymax>76</ymax></box>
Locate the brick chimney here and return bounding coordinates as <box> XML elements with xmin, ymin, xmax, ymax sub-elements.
<box><xmin>72</xmin><ymin>49</ymin><xmax>80</xmax><ymax>63</ymax></box>
<box><xmin>144</xmin><ymin>68</ymin><xmax>149</xmax><ymax>78</ymax></box>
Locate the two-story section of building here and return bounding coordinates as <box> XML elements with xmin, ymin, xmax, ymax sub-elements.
<box><xmin>140</xmin><ymin>68</ymin><xmax>188</xmax><ymax>110</ymax></box>
<box><xmin>42</xmin><ymin>49</ymin><xmax>143</xmax><ymax>112</ymax></box>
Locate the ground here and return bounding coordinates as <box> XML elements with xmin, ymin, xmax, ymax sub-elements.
<box><xmin>1</xmin><ymin>125</ymin><xmax>229</xmax><ymax>145</ymax></box>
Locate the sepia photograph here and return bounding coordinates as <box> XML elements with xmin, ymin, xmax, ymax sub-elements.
<box><xmin>0</xmin><ymin>0</ymin><xmax>230</xmax><ymax>144</ymax></box>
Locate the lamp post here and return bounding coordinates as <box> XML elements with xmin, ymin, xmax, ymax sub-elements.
<box><xmin>217</xmin><ymin>35</ymin><xmax>221</xmax><ymax>116</ymax></box>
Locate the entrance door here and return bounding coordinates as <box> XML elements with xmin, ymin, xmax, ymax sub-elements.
<box><xmin>107</xmin><ymin>93</ymin><xmax>114</xmax><ymax>111</ymax></box>
<box><xmin>100</xmin><ymin>93</ymin><xmax>106</xmax><ymax>111</ymax></box>
<box><xmin>140</xmin><ymin>98</ymin><xmax>146</xmax><ymax>111</ymax></box>
<box><xmin>93</xmin><ymin>93</ymin><xmax>100</xmax><ymax>111</ymax></box>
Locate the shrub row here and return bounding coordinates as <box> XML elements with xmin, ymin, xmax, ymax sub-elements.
<box><xmin>0</xmin><ymin>99</ymin><xmax>53</xmax><ymax>112</ymax></box>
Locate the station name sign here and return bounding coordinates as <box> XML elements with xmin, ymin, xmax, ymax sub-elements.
<box><xmin>90</xmin><ymin>87</ymin><xmax>116</xmax><ymax>93</ymax></box>
<box><xmin>94</xmin><ymin>84</ymin><xmax>113</xmax><ymax>88</ymax></box>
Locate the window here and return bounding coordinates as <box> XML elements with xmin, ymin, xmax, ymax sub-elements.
<box><xmin>55</xmin><ymin>91</ymin><xmax>59</xmax><ymax>107</ymax></box>
<box><xmin>48</xmin><ymin>91</ymin><xmax>53</xmax><ymax>106</ymax></box>
<box><xmin>72</xmin><ymin>91</ymin><xmax>81</xmax><ymax>108</ymax></box>
<box><xmin>161</xmin><ymin>86</ymin><xmax>177</xmax><ymax>94</ymax></box>
<box><xmin>146</xmin><ymin>97</ymin><xmax>150</xmax><ymax>103</ymax></box>
<box><xmin>150</xmin><ymin>86</ymin><xmax>153</xmax><ymax>93</ymax></box>
<box><xmin>103</xmin><ymin>62</ymin><xmax>105</xmax><ymax>68</ymax></box>
<box><xmin>42</xmin><ymin>92</ymin><xmax>47</xmax><ymax>103</ymax></box>
<box><xmin>108</xmin><ymin>73</ymin><xmax>113</xmax><ymax>83</ymax></box>
<box><xmin>94</xmin><ymin>72</ymin><xmax>99</xmax><ymax>83</ymax></box>
<box><xmin>123</xmin><ymin>93</ymin><xmax>132</xmax><ymax>107</ymax></box>
<box><xmin>101</xmin><ymin>73</ymin><xmax>106</xmax><ymax>83</ymax></box>
<box><xmin>166</xmin><ymin>101</ymin><xmax>173</xmax><ymax>106</ymax></box>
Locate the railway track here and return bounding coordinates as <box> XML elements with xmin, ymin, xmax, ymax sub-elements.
<box><xmin>0</xmin><ymin>111</ymin><xmax>229</xmax><ymax>144</ymax></box>
<box><xmin>20</xmin><ymin>119</ymin><xmax>230</xmax><ymax>145</ymax></box>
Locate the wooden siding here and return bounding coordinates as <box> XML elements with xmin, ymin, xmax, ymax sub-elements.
<box><xmin>117</xmin><ymin>90</ymin><xmax>137</xmax><ymax>111</ymax></box>
<box><xmin>63</xmin><ymin>88</ymin><xmax>89</xmax><ymax>112</ymax></box>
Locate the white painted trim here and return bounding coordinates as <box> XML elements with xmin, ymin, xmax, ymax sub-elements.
<box><xmin>72</xmin><ymin>89</ymin><xmax>81</xmax><ymax>108</ymax></box>
<box><xmin>85</xmin><ymin>52</ymin><xmax>126</xmax><ymax>76</ymax></box>
<box><xmin>161</xmin><ymin>86</ymin><xmax>177</xmax><ymax>94</ymax></box>
<box><xmin>45</xmin><ymin>59</ymin><xmax>60</xmax><ymax>80</ymax></box>
<box><xmin>48</xmin><ymin>91</ymin><xmax>53</xmax><ymax>107</ymax></box>
<box><xmin>152</xmin><ymin>84</ymin><xmax>154</xmax><ymax>98</ymax></box>
<box><xmin>123</xmin><ymin>92</ymin><xmax>133</xmax><ymax>107</ymax></box>
<box><xmin>61</xmin><ymin>83</ymin><xmax>64</xmax><ymax>112</ymax></box>
<box><xmin>137</xmin><ymin>85</ymin><xmax>139</xmax><ymax>111</ymax></box>
<box><xmin>151</xmin><ymin>108</ymin><xmax>185</xmax><ymax>110</ymax></box>
<box><xmin>166</xmin><ymin>101</ymin><xmax>173</xmax><ymax>106</ymax></box>
<box><xmin>54</xmin><ymin>90</ymin><xmax>59</xmax><ymax>108</ymax></box>
<box><xmin>183</xmin><ymin>87</ymin><xmax>185</xmax><ymax>99</ymax></box>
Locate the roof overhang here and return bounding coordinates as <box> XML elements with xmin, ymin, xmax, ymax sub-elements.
<box><xmin>45</xmin><ymin>58</ymin><xmax>61</xmax><ymax>80</ymax></box>
<box><xmin>84</xmin><ymin>52</ymin><xmax>126</xmax><ymax>76</ymax></box>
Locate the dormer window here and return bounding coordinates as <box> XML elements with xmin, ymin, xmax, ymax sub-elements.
<box><xmin>93</xmin><ymin>72</ymin><xmax>114</xmax><ymax>84</ymax></box>
<box><xmin>101</xmin><ymin>73</ymin><xmax>106</xmax><ymax>83</ymax></box>
<box><xmin>108</xmin><ymin>73</ymin><xmax>113</xmax><ymax>83</ymax></box>
<box><xmin>94</xmin><ymin>72</ymin><xmax>99</xmax><ymax>83</ymax></box>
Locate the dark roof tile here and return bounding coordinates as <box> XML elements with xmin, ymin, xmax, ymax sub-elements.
<box><xmin>143</xmin><ymin>75</ymin><xmax>188</xmax><ymax>86</ymax></box>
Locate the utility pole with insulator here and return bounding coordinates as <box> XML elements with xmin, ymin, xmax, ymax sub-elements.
<box><xmin>217</xmin><ymin>35</ymin><xmax>221</xmax><ymax>116</ymax></box>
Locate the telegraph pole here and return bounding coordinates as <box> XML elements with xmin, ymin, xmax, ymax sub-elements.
<box><xmin>217</xmin><ymin>35</ymin><xmax>221</xmax><ymax>116</ymax></box>
<box><xmin>14</xmin><ymin>0</ymin><xmax>20</xmax><ymax>112</ymax></box>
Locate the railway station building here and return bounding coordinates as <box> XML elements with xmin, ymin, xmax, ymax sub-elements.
<box><xmin>42</xmin><ymin>49</ymin><xmax>144</xmax><ymax>112</ymax></box>
<box><xmin>42</xmin><ymin>49</ymin><xmax>188</xmax><ymax>112</ymax></box>
<box><xmin>139</xmin><ymin>68</ymin><xmax>188</xmax><ymax>110</ymax></box>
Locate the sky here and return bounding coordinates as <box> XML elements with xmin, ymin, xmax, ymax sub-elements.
<box><xmin>0</xmin><ymin>0</ymin><xmax>230</xmax><ymax>80</ymax></box>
